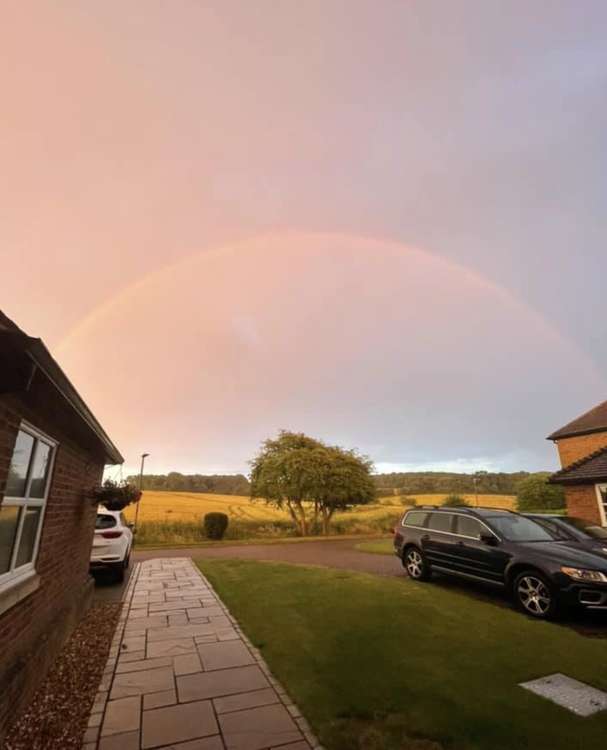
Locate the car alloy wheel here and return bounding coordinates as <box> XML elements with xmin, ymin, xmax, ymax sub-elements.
<box><xmin>516</xmin><ymin>574</ymin><xmax>552</xmax><ymax>617</ymax></box>
<box><xmin>406</xmin><ymin>549</ymin><xmax>424</xmax><ymax>579</ymax></box>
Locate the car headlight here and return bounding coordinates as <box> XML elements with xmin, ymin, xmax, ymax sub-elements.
<box><xmin>561</xmin><ymin>567</ymin><xmax>607</xmax><ymax>583</ymax></box>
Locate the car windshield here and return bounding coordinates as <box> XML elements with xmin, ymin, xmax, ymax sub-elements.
<box><xmin>562</xmin><ymin>517</ymin><xmax>607</xmax><ymax>540</ymax></box>
<box><xmin>488</xmin><ymin>515</ymin><xmax>554</xmax><ymax>542</ymax></box>
<box><xmin>95</xmin><ymin>514</ymin><xmax>117</xmax><ymax>530</ymax></box>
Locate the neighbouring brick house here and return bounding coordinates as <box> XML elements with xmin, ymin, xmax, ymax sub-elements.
<box><xmin>0</xmin><ymin>311</ymin><xmax>122</xmax><ymax>743</ymax></box>
<box><xmin>548</xmin><ymin>399</ymin><xmax>607</xmax><ymax>526</ymax></box>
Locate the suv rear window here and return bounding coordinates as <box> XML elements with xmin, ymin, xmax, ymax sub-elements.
<box><xmin>427</xmin><ymin>513</ymin><xmax>453</xmax><ymax>533</ymax></box>
<box><xmin>95</xmin><ymin>514</ymin><xmax>117</xmax><ymax>530</ymax></box>
<box><xmin>403</xmin><ymin>511</ymin><xmax>429</xmax><ymax>528</ymax></box>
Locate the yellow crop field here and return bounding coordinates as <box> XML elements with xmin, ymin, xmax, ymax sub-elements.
<box><xmin>125</xmin><ymin>491</ymin><xmax>516</xmax><ymax>524</ymax></box>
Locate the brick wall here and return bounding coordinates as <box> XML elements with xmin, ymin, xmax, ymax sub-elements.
<box><xmin>0</xmin><ymin>370</ymin><xmax>107</xmax><ymax>743</ymax></box>
<box><xmin>563</xmin><ymin>485</ymin><xmax>603</xmax><ymax>526</ymax></box>
<box><xmin>555</xmin><ymin>431</ymin><xmax>607</xmax><ymax>469</ymax></box>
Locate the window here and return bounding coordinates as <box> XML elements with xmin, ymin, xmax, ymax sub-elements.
<box><xmin>487</xmin><ymin>515</ymin><xmax>553</xmax><ymax>542</ymax></box>
<box><xmin>427</xmin><ymin>513</ymin><xmax>454</xmax><ymax>533</ymax></box>
<box><xmin>0</xmin><ymin>423</ymin><xmax>56</xmax><ymax>587</ymax></box>
<box><xmin>455</xmin><ymin>515</ymin><xmax>482</xmax><ymax>539</ymax></box>
<box><xmin>403</xmin><ymin>511</ymin><xmax>429</xmax><ymax>528</ymax></box>
<box><xmin>95</xmin><ymin>513</ymin><xmax>117</xmax><ymax>530</ymax></box>
<box><xmin>597</xmin><ymin>485</ymin><xmax>607</xmax><ymax>527</ymax></box>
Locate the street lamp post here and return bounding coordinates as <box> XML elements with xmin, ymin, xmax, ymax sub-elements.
<box><xmin>133</xmin><ymin>453</ymin><xmax>149</xmax><ymax>545</ymax></box>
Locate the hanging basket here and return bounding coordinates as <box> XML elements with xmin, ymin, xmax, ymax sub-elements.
<box><xmin>89</xmin><ymin>480</ymin><xmax>141</xmax><ymax>511</ymax></box>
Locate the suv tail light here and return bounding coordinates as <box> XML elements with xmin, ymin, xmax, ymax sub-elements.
<box><xmin>101</xmin><ymin>530</ymin><xmax>123</xmax><ymax>539</ymax></box>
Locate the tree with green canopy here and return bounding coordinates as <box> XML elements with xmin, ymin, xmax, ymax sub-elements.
<box><xmin>249</xmin><ymin>430</ymin><xmax>375</xmax><ymax>535</ymax></box>
<box><xmin>516</xmin><ymin>473</ymin><xmax>565</xmax><ymax>511</ymax></box>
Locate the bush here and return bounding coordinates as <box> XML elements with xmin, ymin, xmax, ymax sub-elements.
<box><xmin>203</xmin><ymin>512</ymin><xmax>229</xmax><ymax>540</ymax></box>
<box><xmin>442</xmin><ymin>494</ymin><xmax>470</xmax><ymax>507</ymax></box>
<box><xmin>516</xmin><ymin>475</ymin><xmax>565</xmax><ymax>512</ymax></box>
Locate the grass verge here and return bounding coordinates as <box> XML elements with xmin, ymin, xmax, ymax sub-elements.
<box><xmin>134</xmin><ymin>534</ymin><xmax>377</xmax><ymax>551</ymax></box>
<box><xmin>355</xmin><ymin>538</ymin><xmax>393</xmax><ymax>555</ymax></box>
<box><xmin>199</xmin><ymin>559</ymin><xmax>607</xmax><ymax>750</ymax></box>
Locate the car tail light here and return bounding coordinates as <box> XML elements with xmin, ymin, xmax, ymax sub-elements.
<box><xmin>101</xmin><ymin>530</ymin><xmax>123</xmax><ymax>539</ymax></box>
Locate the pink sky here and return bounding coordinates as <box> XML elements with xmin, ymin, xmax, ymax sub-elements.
<box><xmin>2</xmin><ymin>2</ymin><xmax>606</xmax><ymax>475</ymax></box>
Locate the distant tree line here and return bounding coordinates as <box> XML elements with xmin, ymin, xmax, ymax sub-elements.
<box><xmin>373</xmin><ymin>471</ymin><xmax>536</xmax><ymax>496</ymax></box>
<box><xmin>131</xmin><ymin>469</ymin><xmax>554</xmax><ymax>499</ymax></box>
<box><xmin>127</xmin><ymin>472</ymin><xmax>251</xmax><ymax>495</ymax></box>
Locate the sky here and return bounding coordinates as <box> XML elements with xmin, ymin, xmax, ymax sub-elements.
<box><xmin>2</xmin><ymin>1</ymin><xmax>606</xmax><ymax>477</ymax></box>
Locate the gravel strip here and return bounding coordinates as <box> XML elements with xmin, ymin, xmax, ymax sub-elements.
<box><xmin>5</xmin><ymin>601</ymin><xmax>122</xmax><ymax>750</ymax></box>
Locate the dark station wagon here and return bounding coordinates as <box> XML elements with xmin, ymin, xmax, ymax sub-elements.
<box><xmin>394</xmin><ymin>506</ymin><xmax>607</xmax><ymax>619</ymax></box>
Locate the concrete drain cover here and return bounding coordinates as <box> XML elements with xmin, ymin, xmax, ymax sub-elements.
<box><xmin>520</xmin><ymin>673</ymin><xmax>607</xmax><ymax>716</ymax></box>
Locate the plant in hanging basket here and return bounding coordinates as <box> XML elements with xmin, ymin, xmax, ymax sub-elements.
<box><xmin>89</xmin><ymin>480</ymin><xmax>142</xmax><ymax>511</ymax></box>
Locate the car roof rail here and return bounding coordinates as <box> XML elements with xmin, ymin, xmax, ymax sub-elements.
<box><xmin>417</xmin><ymin>504</ymin><xmax>438</xmax><ymax>509</ymax></box>
<box><xmin>472</xmin><ymin>506</ymin><xmax>516</xmax><ymax>513</ymax></box>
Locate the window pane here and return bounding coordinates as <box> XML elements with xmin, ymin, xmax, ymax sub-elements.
<box><xmin>455</xmin><ymin>516</ymin><xmax>482</xmax><ymax>539</ymax></box>
<box><xmin>28</xmin><ymin>441</ymin><xmax>52</xmax><ymax>498</ymax></box>
<box><xmin>95</xmin><ymin>514</ymin><xmax>117</xmax><ymax>530</ymax></box>
<box><xmin>0</xmin><ymin>505</ymin><xmax>21</xmax><ymax>573</ymax></box>
<box><xmin>428</xmin><ymin>513</ymin><xmax>453</xmax><ymax>532</ymax></box>
<box><xmin>5</xmin><ymin>430</ymin><xmax>35</xmax><ymax>497</ymax></box>
<box><xmin>404</xmin><ymin>511</ymin><xmax>428</xmax><ymax>528</ymax></box>
<box><xmin>15</xmin><ymin>507</ymin><xmax>42</xmax><ymax>567</ymax></box>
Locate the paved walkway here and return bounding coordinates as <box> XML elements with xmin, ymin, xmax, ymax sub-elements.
<box><xmin>84</xmin><ymin>558</ymin><xmax>320</xmax><ymax>750</ymax></box>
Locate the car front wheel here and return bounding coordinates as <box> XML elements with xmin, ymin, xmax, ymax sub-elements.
<box><xmin>403</xmin><ymin>546</ymin><xmax>431</xmax><ymax>581</ymax></box>
<box><xmin>513</xmin><ymin>570</ymin><xmax>558</xmax><ymax>619</ymax></box>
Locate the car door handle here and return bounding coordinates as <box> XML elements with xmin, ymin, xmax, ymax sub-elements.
<box><xmin>421</xmin><ymin>534</ymin><xmax>430</xmax><ymax>541</ymax></box>
<box><xmin>456</xmin><ymin>541</ymin><xmax>465</xmax><ymax>546</ymax></box>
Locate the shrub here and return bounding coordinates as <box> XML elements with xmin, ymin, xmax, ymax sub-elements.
<box><xmin>203</xmin><ymin>512</ymin><xmax>229</xmax><ymax>540</ymax></box>
<box><xmin>442</xmin><ymin>494</ymin><xmax>469</xmax><ymax>507</ymax></box>
<box><xmin>516</xmin><ymin>474</ymin><xmax>565</xmax><ymax>512</ymax></box>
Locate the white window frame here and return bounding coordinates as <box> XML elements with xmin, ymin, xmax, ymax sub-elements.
<box><xmin>0</xmin><ymin>421</ymin><xmax>57</xmax><ymax>592</ymax></box>
<box><xmin>595</xmin><ymin>483</ymin><xmax>607</xmax><ymax>527</ymax></box>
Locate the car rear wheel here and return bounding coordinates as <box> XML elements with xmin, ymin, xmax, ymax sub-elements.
<box><xmin>403</xmin><ymin>546</ymin><xmax>431</xmax><ymax>581</ymax></box>
<box><xmin>513</xmin><ymin>570</ymin><xmax>558</xmax><ymax>619</ymax></box>
<box><xmin>111</xmin><ymin>561</ymin><xmax>126</xmax><ymax>583</ymax></box>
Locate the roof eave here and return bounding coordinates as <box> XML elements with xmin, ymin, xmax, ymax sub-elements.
<box><xmin>547</xmin><ymin>425</ymin><xmax>607</xmax><ymax>442</ymax></box>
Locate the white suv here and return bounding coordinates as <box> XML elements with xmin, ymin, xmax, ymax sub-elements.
<box><xmin>90</xmin><ymin>508</ymin><xmax>133</xmax><ymax>581</ymax></box>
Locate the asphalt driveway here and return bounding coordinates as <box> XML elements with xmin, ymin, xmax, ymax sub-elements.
<box><xmin>133</xmin><ymin>538</ymin><xmax>400</xmax><ymax>576</ymax></box>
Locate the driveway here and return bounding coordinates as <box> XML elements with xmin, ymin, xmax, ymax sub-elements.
<box><xmin>134</xmin><ymin>538</ymin><xmax>400</xmax><ymax>577</ymax></box>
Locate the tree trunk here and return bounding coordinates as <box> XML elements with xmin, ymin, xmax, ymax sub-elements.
<box><xmin>321</xmin><ymin>505</ymin><xmax>335</xmax><ymax>535</ymax></box>
<box><xmin>285</xmin><ymin>500</ymin><xmax>300</xmax><ymax>534</ymax></box>
<box><xmin>294</xmin><ymin>501</ymin><xmax>308</xmax><ymax>536</ymax></box>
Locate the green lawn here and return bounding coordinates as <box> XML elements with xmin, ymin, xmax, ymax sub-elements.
<box><xmin>355</xmin><ymin>538</ymin><xmax>394</xmax><ymax>555</ymax></box>
<box><xmin>199</xmin><ymin>559</ymin><xmax>607</xmax><ymax>750</ymax></box>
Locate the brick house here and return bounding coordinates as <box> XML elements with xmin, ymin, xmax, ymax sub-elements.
<box><xmin>0</xmin><ymin>311</ymin><xmax>122</xmax><ymax>742</ymax></box>
<box><xmin>548</xmin><ymin>399</ymin><xmax>607</xmax><ymax>526</ymax></box>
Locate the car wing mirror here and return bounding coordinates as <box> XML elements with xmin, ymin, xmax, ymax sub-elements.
<box><xmin>480</xmin><ymin>533</ymin><xmax>498</xmax><ymax>546</ymax></box>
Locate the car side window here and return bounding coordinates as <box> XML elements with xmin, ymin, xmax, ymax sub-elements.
<box><xmin>427</xmin><ymin>513</ymin><xmax>453</xmax><ymax>533</ymax></box>
<box><xmin>455</xmin><ymin>516</ymin><xmax>482</xmax><ymax>539</ymax></box>
<box><xmin>403</xmin><ymin>511</ymin><xmax>429</xmax><ymax>528</ymax></box>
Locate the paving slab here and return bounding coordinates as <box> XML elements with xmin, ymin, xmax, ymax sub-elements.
<box><xmin>110</xmin><ymin>666</ymin><xmax>175</xmax><ymax>699</ymax></box>
<box><xmin>178</xmin><ymin>665</ymin><xmax>270</xmax><ymax>702</ymax></box>
<box><xmin>101</xmin><ymin>696</ymin><xmax>141</xmax><ymax>736</ymax></box>
<box><xmin>214</xmin><ymin>688</ymin><xmax>280</xmax><ymax>714</ymax></box>
<box><xmin>141</xmin><ymin>700</ymin><xmax>218</xmax><ymax>749</ymax></box>
<box><xmin>520</xmin><ymin>673</ymin><xmax>607</xmax><ymax>716</ymax></box>
<box><xmin>198</xmin><ymin>641</ymin><xmax>256</xmax><ymax>671</ymax></box>
<box><xmin>219</xmin><ymin>704</ymin><xmax>301</xmax><ymax>750</ymax></box>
